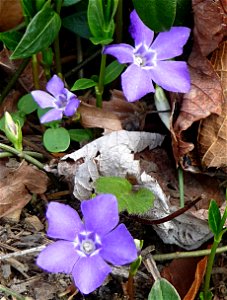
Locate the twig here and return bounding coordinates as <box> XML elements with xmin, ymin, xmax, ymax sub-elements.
<box><xmin>0</xmin><ymin>284</ymin><xmax>26</xmax><ymax>300</ymax></box>
<box><xmin>152</xmin><ymin>245</ymin><xmax>227</xmax><ymax>261</ymax></box>
<box><xmin>0</xmin><ymin>245</ymin><xmax>46</xmax><ymax>261</ymax></box>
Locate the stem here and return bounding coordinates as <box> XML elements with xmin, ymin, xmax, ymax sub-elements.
<box><xmin>0</xmin><ymin>58</ymin><xmax>30</xmax><ymax>103</ymax></box>
<box><xmin>127</xmin><ymin>274</ymin><xmax>135</xmax><ymax>300</ymax></box>
<box><xmin>0</xmin><ymin>151</ymin><xmax>43</xmax><ymax>159</ymax></box>
<box><xmin>203</xmin><ymin>239</ymin><xmax>220</xmax><ymax>299</ymax></box>
<box><xmin>32</xmin><ymin>54</ymin><xmax>40</xmax><ymax>89</ymax></box>
<box><xmin>54</xmin><ymin>0</ymin><xmax>63</xmax><ymax>77</ymax></box>
<box><xmin>0</xmin><ymin>285</ymin><xmax>26</xmax><ymax>300</ymax></box>
<box><xmin>178</xmin><ymin>166</ymin><xmax>184</xmax><ymax>208</ymax></box>
<box><xmin>96</xmin><ymin>53</ymin><xmax>107</xmax><ymax>108</ymax></box>
<box><xmin>152</xmin><ymin>244</ymin><xmax>227</xmax><ymax>261</ymax></box>
<box><xmin>115</xmin><ymin>0</ymin><xmax>123</xmax><ymax>43</ymax></box>
<box><xmin>0</xmin><ymin>143</ymin><xmax>44</xmax><ymax>169</ymax></box>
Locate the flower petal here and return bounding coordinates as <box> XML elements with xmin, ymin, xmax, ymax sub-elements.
<box><xmin>37</xmin><ymin>241</ymin><xmax>79</xmax><ymax>274</ymax></box>
<box><xmin>31</xmin><ymin>91</ymin><xmax>56</xmax><ymax>108</ymax></box>
<box><xmin>103</xmin><ymin>44</ymin><xmax>134</xmax><ymax>64</ymax></box>
<box><xmin>151</xmin><ymin>27</ymin><xmax>191</xmax><ymax>60</ymax></box>
<box><xmin>46</xmin><ymin>202</ymin><xmax>84</xmax><ymax>241</ymax></box>
<box><xmin>64</xmin><ymin>96</ymin><xmax>80</xmax><ymax>117</ymax></box>
<box><xmin>129</xmin><ymin>10</ymin><xmax>154</xmax><ymax>48</ymax></box>
<box><xmin>82</xmin><ymin>194</ymin><xmax>119</xmax><ymax>237</ymax></box>
<box><xmin>101</xmin><ymin>224</ymin><xmax>137</xmax><ymax>265</ymax></box>
<box><xmin>46</xmin><ymin>75</ymin><xmax>64</xmax><ymax>97</ymax></box>
<box><xmin>150</xmin><ymin>61</ymin><xmax>191</xmax><ymax>93</ymax></box>
<box><xmin>121</xmin><ymin>64</ymin><xmax>154</xmax><ymax>102</ymax></box>
<box><xmin>40</xmin><ymin>108</ymin><xmax>63</xmax><ymax>123</ymax></box>
<box><xmin>72</xmin><ymin>254</ymin><xmax>111</xmax><ymax>294</ymax></box>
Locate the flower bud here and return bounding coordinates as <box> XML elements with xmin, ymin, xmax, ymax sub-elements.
<box><xmin>4</xmin><ymin>111</ymin><xmax>23</xmax><ymax>151</ymax></box>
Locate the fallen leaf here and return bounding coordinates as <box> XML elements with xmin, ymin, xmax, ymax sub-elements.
<box><xmin>161</xmin><ymin>257</ymin><xmax>202</xmax><ymax>298</ymax></box>
<box><xmin>192</xmin><ymin>0</ymin><xmax>227</xmax><ymax>56</ymax></box>
<box><xmin>0</xmin><ymin>161</ymin><xmax>49</xmax><ymax>221</ymax></box>
<box><xmin>183</xmin><ymin>256</ymin><xmax>208</xmax><ymax>300</ymax></box>
<box><xmin>0</xmin><ymin>0</ymin><xmax>23</xmax><ymax>31</ymax></box>
<box><xmin>197</xmin><ymin>42</ymin><xmax>227</xmax><ymax>169</ymax></box>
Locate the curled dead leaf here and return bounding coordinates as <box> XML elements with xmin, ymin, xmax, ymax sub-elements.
<box><xmin>192</xmin><ymin>0</ymin><xmax>227</xmax><ymax>56</ymax></box>
<box><xmin>0</xmin><ymin>161</ymin><xmax>49</xmax><ymax>221</ymax></box>
<box><xmin>197</xmin><ymin>42</ymin><xmax>227</xmax><ymax>169</ymax></box>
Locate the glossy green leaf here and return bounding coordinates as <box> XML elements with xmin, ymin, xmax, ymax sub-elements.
<box><xmin>69</xmin><ymin>129</ymin><xmax>93</xmax><ymax>142</ymax></box>
<box><xmin>132</xmin><ymin>0</ymin><xmax>177</xmax><ymax>32</ymax></box>
<box><xmin>174</xmin><ymin>0</ymin><xmax>192</xmax><ymax>26</ymax></box>
<box><xmin>63</xmin><ymin>0</ymin><xmax>82</xmax><ymax>6</ymax></box>
<box><xmin>11</xmin><ymin>6</ymin><xmax>61</xmax><ymax>59</ymax></box>
<box><xmin>87</xmin><ymin>0</ymin><xmax>118</xmax><ymax>45</ymax></box>
<box><xmin>148</xmin><ymin>278</ymin><xmax>181</xmax><ymax>300</ymax></box>
<box><xmin>208</xmin><ymin>200</ymin><xmax>221</xmax><ymax>237</ymax></box>
<box><xmin>71</xmin><ymin>78</ymin><xmax>97</xmax><ymax>91</ymax></box>
<box><xmin>104</xmin><ymin>60</ymin><xmax>125</xmax><ymax>85</ymax></box>
<box><xmin>88</xmin><ymin>0</ymin><xmax>105</xmax><ymax>38</ymax></box>
<box><xmin>17</xmin><ymin>94</ymin><xmax>38</xmax><ymax>114</ymax></box>
<box><xmin>62</xmin><ymin>11</ymin><xmax>91</xmax><ymax>39</ymax></box>
<box><xmin>21</xmin><ymin>0</ymin><xmax>37</xmax><ymax>18</ymax></box>
<box><xmin>43</xmin><ymin>127</ymin><xmax>70</xmax><ymax>152</ymax></box>
<box><xmin>95</xmin><ymin>176</ymin><xmax>154</xmax><ymax>213</ymax></box>
<box><xmin>0</xmin><ymin>31</ymin><xmax>23</xmax><ymax>51</ymax></box>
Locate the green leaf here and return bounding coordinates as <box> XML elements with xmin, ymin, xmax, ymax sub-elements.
<box><xmin>88</xmin><ymin>0</ymin><xmax>105</xmax><ymax>38</ymax></box>
<box><xmin>104</xmin><ymin>60</ymin><xmax>125</xmax><ymax>85</ymax></box>
<box><xmin>0</xmin><ymin>31</ymin><xmax>24</xmax><ymax>51</ymax></box>
<box><xmin>95</xmin><ymin>176</ymin><xmax>154</xmax><ymax>214</ymax></box>
<box><xmin>208</xmin><ymin>200</ymin><xmax>222</xmax><ymax>237</ymax></box>
<box><xmin>69</xmin><ymin>129</ymin><xmax>93</xmax><ymax>142</ymax></box>
<box><xmin>11</xmin><ymin>6</ymin><xmax>61</xmax><ymax>59</ymax></box>
<box><xmin>71</xmin><ymin>78</ymin><xmax>97</xmax><ymax>91</ymax></box>
<box><xmin>148</xmin><ymin>278</ymin><xmax>181</xmax><ymax>300</ymax></box>
<box><xmin>87</xmin><ymin>0</ymin><xmax>117</xmax><ymax>45</ymax></box>
<box><xmin>43</xmin><ymin>127</ymin><xmax>70</xmax><ymax>152</ymax></box>
<box><xmin>62</xmin><ymin>11</ymin><xmax>91</xmax><ymax>39</ymax></box>
<box><xmin>174</xmin><ymin>0</ymin><xmax>192</xmax><ymax>26</ymax></box>
<box><xmin>21</xmin><ymin>0</ymin><xmax>37</xmax><ymax>18</ymax></box>
<box><xmin>132</xmin><ymin>0</ymin><xmax>177</xmax><ymax>32</ymax></box>
<box><xmin>63</xmin><ymin>0</ymin><xmax>82</xmax><ymax>6</ymax></box>
<box><xmin>17</xmin><ymin>94</ymin><xmax>38</xmax><ymax>114</ymax></box>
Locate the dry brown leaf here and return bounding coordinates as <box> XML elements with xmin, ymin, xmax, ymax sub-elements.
<box><xmin>192</xmin><ymin>0</ymin><xmax>227</xmax><ymax>56</ymax></box>
<box><xmin>161</xmin><ymin>257</ymin><xmax>201</xmax><ymax>298</ymax></box>
<box><xmin>0</xmin><ymin>161</ymin><xmax>49</xmax><ymax>221</ymax></box>
<box><xmin>197</xmin><ymin>42</ymin><xmax>227</xmax><ymax>169</ymax></box>
<box><xmin>78</xmin><ymin>102</ymin><xmax>123</xmax><ymax>132</ymax></box>
<box><xmin>0</xmin><ymin>0</ymin><xmax>23</xmax><ymax>31</ymax></box>
<box><xmin>183</xmin><ymin>255</ymin><xmax>208</xmax><ymax>300</ymax></box>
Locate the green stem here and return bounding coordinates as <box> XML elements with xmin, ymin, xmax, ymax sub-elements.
<box><xmin>0</xmin><ymin>143</ymin><xmax>44</xmax><ymax>169</ymax></box>
<box><xmin>54</xmin><ymin>0</ymin><xmax>63</xmax><ymax>77</ymax></box>
<box><xmin>96</xmin><ymin>53</ymin><xmax>107</xmax><ymax>108</ymax></box>
<box><xmin>0</xmin><ymin>58</ymin><xmax>30</xmax><ymax>103</ymax></box>
<box><xmin>32</xmin><ymin>54</ymin><xmax>40</xmax><ymax>89</ymax></box>
<box><xmin>152</xmin><ymin>245</ymin><xmax>227</xmax><ymax>261</ymax></box>
<box><xmin>115</xmin><ymin>0</ymin><xmax>123</xmax><ymax>43</ymax></box>
<box><xmin>178</xmin><ymin>166</ymin><xmax>184</xmax><ymax>208</ymax></box>
<box><xmin>203</xmin><ymin>239</ymin><xmax>220</xmax><ymax>299</ymax></box>
<box><xmin>0</xmin><ymin>284</ymin><xmax>26</xmax><ymax>300</ymax></box>
<box><xmin>0</xmin><ymin>151</ymin><xmax>43</xmax><ymax>159</ymax></box>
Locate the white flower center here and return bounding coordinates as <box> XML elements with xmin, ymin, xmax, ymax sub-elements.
<box><xmin>134</xmin><ymin>55</ymin><xmax>145</xmax><ymax>67</ymax></box>
<box><xmin>81</xmin><ymin>239</ymin><xmax>95</xmax><ymax>254</ymax></box>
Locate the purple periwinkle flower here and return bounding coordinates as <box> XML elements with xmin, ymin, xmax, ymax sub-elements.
<box><xmin>103</xmin><ymin>10</ymin><xmax>191</xmax><ymax>102</ymax></box>
<box><xmin>36</xmin><ymin>194</ymin><xmax>137</xmax><ymax>294</ymax></box>
<box><xmin>31</xmin><ymin>75</ymin><xmax>80</xmax><ymax>123</ymax></box>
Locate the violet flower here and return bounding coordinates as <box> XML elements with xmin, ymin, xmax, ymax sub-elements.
<box><xmin>36</xmin><ymin>194</ymin><xmax>137</xmax><ymax>294</ymax></box>
<box><xmin>103</xmin><ymin>10</ymin><xmax>191</xmax><ymax>102</ymax></box>
<box><xmin>31</xmin><ymin>75</ymin><xmax>80</xmax><ymax>123</ymax></box>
